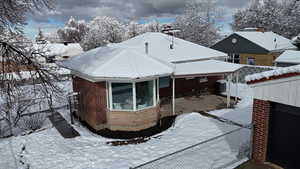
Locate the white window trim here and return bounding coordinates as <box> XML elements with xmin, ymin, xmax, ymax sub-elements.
<box><xmin>133</xmin><ymin>82</ymin><xmax>136</xmax><ymax>111</ymax></box>
<box><xmin>108</xmin><ymin>79</ymin><xmax>159</xmax><ymax>112</ymax></box>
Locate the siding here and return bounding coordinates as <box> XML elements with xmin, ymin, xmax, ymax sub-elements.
<box><xmin>73</xmin><ymin>77</ymin><xmax>107</xmax><ymax>129</ymax></box>
<box><xmin>240</xmin><ymin>53</ymin><xmax>281</xmax><ymax>66</ymax></box>
<box><xmin>211</xmin><ymin>33</ymin><xmax>270</xmax><ymax>54</ymax></box>
<box><xmin>252</xmin><ymin>75</ymin><xmax>300</xmax><ymax>108</ymax></box>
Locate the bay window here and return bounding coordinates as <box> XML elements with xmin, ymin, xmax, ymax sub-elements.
<box><xmin>109</xmin><ymin>80</ymin><xmax>157</xmax><ymax>111</ymax></box>
<box><xmin>111</xmin><ymin>83</ymin><xmax>133</xmax><ymax>110</ymax></box>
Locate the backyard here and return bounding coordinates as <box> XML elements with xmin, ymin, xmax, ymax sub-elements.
<box><xmin>0</xmin><ymin>83</ymin><xmax>254</xmax><ymax>169</ymax></box>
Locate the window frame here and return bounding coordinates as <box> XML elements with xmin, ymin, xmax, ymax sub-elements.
<box><xmin>247</xmin><ymin>57</ymin><xmax>256</xmax><ymax>65</ymax></box>
<box><xmin>108</xmin><ymin>79</ymin><xmax>157</xmax><ymax>112</ymax></box>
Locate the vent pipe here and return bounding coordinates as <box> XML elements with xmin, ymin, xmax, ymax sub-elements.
<box><xmin>145</xmin><ymin>42</ymin><xmax>149</xmax><ymax>55</ymax></box>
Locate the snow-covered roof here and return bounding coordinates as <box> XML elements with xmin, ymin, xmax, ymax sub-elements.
<box><xmin>34</xmin><ymin>43</ymin><xmax>83</xmax><ymax>57</ymax></box>
<box><xmin>58</xmin><ymin>46</ymin><xmax>174</xmax><ymax>81</ymax></box>
<box><xmin>275</xmin><ymin>50</ymin><xmax>300</xmax><ymax>64</ymax></box>
<box><xmin>174</xmin><ymin>60</ymin><xmax>244</xmax><ymax>77</ymax></box>
<box><xmin>235</xmin><ymin>31</ymin><xmax>297</xmax><ymax>52</ymax></box>
<box><xmin>245</xmin><ymin>65</ymin><xmax>300</xmax><ymax>83</ymax></box>
<box><xmin>115</xmin><ymin>32</ymin><xmax>227</xmax><ymax>63</ymax></box>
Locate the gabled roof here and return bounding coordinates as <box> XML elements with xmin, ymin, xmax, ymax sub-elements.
<box><xmin>58</xmin><ymin>46</ymin><xmax>173</xmax><ymax>81</ymax></box>
<box><xmin>235</xmin><ymin>31</ymin><xmax>297</xmax><ymax>52</ymax></box>
<box><xmin>115</xmin><ymin>32</ymin><xmax>227</xmax><ymax>63</ymax></box>
<box><xmin>246</xmin><ymin>65</ymin><xmax>300</xmax><ymax>84</ymax></box>
<box><xmin>275</xmin><ymin>50</ymin><xmax>300</xmax><ymax>64</ymax></box>
<box><xmin>174</xmin><ymin>60</ymin><xmax>243</xmax><ymax>77</ymax></box>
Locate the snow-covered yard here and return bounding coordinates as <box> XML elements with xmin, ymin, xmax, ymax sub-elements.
<box><xmin>0</xmin><ymin>83</ymin><xmax>253</xmax><ymax>169</ymax></box>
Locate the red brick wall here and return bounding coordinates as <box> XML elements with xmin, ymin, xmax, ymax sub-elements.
<box><xmin>159</xmin><ymin>76</ymin><xmax>222</xmax><ymax>98</ymax></box>
<box><xmin>73</xmin><ymin>77</ymin><xmax>107</xmax><ymax>128</ymax></box>
<box><xmin>252</xmin><ymin>99</ymin><xmax>271</xmax><ymax>163</ymax></box>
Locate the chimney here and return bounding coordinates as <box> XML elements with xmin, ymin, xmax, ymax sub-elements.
<box><xmin>145</xmin><ymin>42</ymin><xmax>149</xmax><ymax>55</ymax></box>
<box><xmin>256</xmin><ymin>27</ymin><xmax>265</xmax><ymax>32</ymax></box>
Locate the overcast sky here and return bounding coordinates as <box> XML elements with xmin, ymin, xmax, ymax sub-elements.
<box><xmin>24</xmin><ymin>0</ymin><xmax>252</xmax><ymax>38</ymax></box>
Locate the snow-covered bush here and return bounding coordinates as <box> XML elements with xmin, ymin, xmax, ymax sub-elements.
<box><xmin>173</xmin><ymin>0</ymin><xmax>221</xmax><ymax>47</ymax></box>
<box><xmin>19</xmin><ymin>113</ymin><xmax>46</xmax><ymax>131</ymax></box>
<box><xmin>80</xmin><ymin>16</ymin><xmax>124</xmax><ymax>51</ymax></box>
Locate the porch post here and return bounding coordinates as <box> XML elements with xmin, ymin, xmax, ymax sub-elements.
<box><xmin>157</xmin><ymin>78</ymin><xmax>160</xmax><ymax>103</ymax></box>
<box><xmin>227</xmin><ymin>74</ymin><xmax>232</xmax><ymax>108</ymax></box>
<box><xmin>133</xmin><ymin>82</ymin><xmax>136</xmax><ymax>111</ymax></box>
<box><xmin>235</xmin><ymin>71</ymin><xmax>239</xmax><ymax>102</ymax></box>
<box><xmin>172</xmin><ymin>77</ymin><xmax>175</xmax><ymax>115</ymax></box>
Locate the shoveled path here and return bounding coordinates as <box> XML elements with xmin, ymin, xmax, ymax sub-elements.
<box><xmin>48</xmin><ymin>112</ymin><xmax>80</xmax><ymax>138</ymax></box>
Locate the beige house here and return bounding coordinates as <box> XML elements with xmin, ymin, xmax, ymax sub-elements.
<box><xmin>212</xmin><ymin>31</ymin><xmax>297</xmax><ymax>66</ymax></box>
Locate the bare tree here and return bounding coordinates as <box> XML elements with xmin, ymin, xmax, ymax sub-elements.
<box><xmin>80</xmin><ymin>16</ymin><xmax>124</xmax><ymax>51</ymax></box>
<box><xmin>57</xmin><ymin>16</ymin><xmax>88</xmax><ymax>43</ymax></box>
<box><xmin>232</xmin><ymin>0</ymin><xmax>300</xmax><ymax>38</ymax></box>
<box><xmin>0</xmin><ymin>0</ymin><xmax>61</xmax><ymax>135</ymax></box>
<box><xmin>173</xmin><ymin>0</ymin><xmax>221</xmax><ymax>47</ymax></box>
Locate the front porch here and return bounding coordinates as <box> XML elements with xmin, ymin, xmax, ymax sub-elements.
<box><xmin>160</xmin><ymin>95</ymin><xmax>236</xmax><ymax>118</ymax></box>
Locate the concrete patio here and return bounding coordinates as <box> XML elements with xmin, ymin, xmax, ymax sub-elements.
<box><xmin>160</xmin><ymin>95</ymin><xmax>236</xmax><ymax>118</ymax></box>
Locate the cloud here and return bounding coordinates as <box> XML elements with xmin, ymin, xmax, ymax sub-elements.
<box><xmin>30</xmin><ymin>0</ymin><xmax>251</xmax><ymax>23</ymax></box>
<box><xmin>24</xmin><ymin>0</ymin><xmax>251</xmax><ymax>38</ymax></box>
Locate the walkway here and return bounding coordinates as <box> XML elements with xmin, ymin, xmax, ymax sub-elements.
<box><xmin>48</xmin><ymin>112</ymin><xmax>80</xmax><ymax>138</ymax></box>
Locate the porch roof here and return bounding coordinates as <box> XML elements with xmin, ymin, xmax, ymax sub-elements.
<box><xmin>174</xmin><ymin>60</ymin><xmax>244</xmax><ymax>78</ymax></box>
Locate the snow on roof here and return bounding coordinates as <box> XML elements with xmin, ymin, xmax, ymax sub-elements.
<box><xmin>115</xmin><ymin>32</ymin><xmax>227</xmax><ymax>63</ymax></box>
<box><xmin>235</xmin><ymin>31</ymin><xmax>297</xmax><ymax>52</ymax></box>
<box><xmin>59</xmin><ymin>46</ymin><xmax>174</xmax><ymax>81</ymax></box>
<box><xmin>275</xmin><ymin>50</ymin><xmax>300</xmax><ymax>64</ymax></box>
<box><xmin>34</xmin><ymin>43</ymin><xmax>83</xmax><ymax>57</ymax></box>
<box><xmin>174</xmin><ymin>60</ymin><xmax>244</xmax><ymax>77</ymax></box>
<box><xmin>245</xmin><ymin>65</ymin><xmax>300</xmax><ymax>83</ymax></box>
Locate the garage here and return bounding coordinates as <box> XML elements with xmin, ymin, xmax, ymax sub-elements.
<box><xmin>246</xmin><ymin>65</ymin><xmax>300</xmax><ymax>168</ymax></box>
<box><xmin>267</xmin><ymin>103</ymin><xmax>300</xmax><ymax>169</ymax></box>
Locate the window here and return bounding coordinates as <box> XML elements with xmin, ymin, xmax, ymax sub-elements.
<box><xmin>247</xmin><ymin>57</ymin><xmax>256</xmax><ymax>65</ymax></box>
<box><xmin>159</xmin><ymin>77</ymin><xmax>170</xmax><ymax>88</ymax></box>
<box><xmin>136</xmin><ymin>81</ymin><xmax>154</xmax><ymax>110</ymax></box>
<box><xmin>111</xmin><ymin>83</ymin><xmax>133</xmax><ymax>110</ymax></box>
<box><xmin>110</xmin><ymin>80</ymin><xmax>156</xmax><ymax>111</ymax></box>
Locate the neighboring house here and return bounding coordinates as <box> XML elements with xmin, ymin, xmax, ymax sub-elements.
<box><xmin>59</xmin><ymin>32</ymin><xmax>243</xmax><ymax>132</ymax></box>
<box><xmin>246</xmin><ymin>66</ymin><xmax>300</xmax><ymax>169</ymax></box>
<box><xmin>211</xmin><ymin>31</ymin><xmax>297</xmax><ymax>66</ymax></box>
<box><xmin>34</xmin><ymin>43</ymin><xmax>83</xmax><ymax>63</ymax></box>
<box><xmin>274</xmin><ymin>50</ymin><xmax>300</xmax><ymax>67</ymax></box>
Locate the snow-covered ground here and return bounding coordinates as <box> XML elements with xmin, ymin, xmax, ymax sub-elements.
<box><xmin>0</xmin><ymin>82</ymin><xmax>254</xmax><ymax>169</ymax></box>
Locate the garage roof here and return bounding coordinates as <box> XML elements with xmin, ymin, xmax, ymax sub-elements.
<box><xmin>275</xmin><ymin>50</ymin><xmax>300</xmax><ymax>64</ymax></box>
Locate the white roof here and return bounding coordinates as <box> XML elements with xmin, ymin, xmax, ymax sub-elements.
<box><xmin>174</xmin><ymin>60</ymin><xmax>243</xmax><ymax>77</ymax></box>
<box><xmin>115</xmin><ymin>32</ymin><xmax>227</xmax><ymax>63</ymax></box>
<box><xmin>34</xmin><ymin>43</ymin><xmax>83</xmax><ymax>57</ymax></box>
<box><xmin>275</xmin><ymin>50</ymin><xmax>300</xmax><ymax>64</ymax></box>
<box><xmin>245</xmin><ymin>65</ymin><xmax>300</xmax><ymax>83</ymax></box>
<box><xmin>59</xmin><ymin>46</ymin><xmax>173</xmax><ymax>81</ymax></box>
<box><xmin>235</xmin><ymin>31</ymin><xmax>297</xmax><ymax>52</ymax></box>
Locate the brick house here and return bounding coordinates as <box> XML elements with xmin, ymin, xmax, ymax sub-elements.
<box><xmin>211</xmin><ymin>31</ymin><xmax>297</xmax><ymax>66</ymax></box>
<box><xmin>59</xmin><ymin>32</ymin><xmax>243</xmax><ymax>132</ymax></box>
<box><xmin>246</xmin><ymin>65</ymin><xmax>300</xmax><ymax>168</ymax></box>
